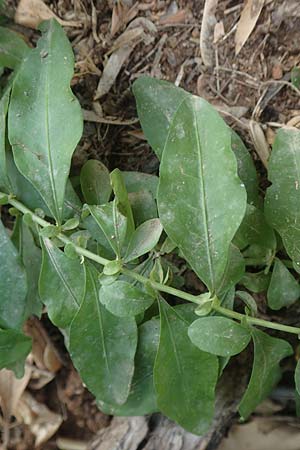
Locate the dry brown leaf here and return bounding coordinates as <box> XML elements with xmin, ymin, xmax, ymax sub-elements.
<box><xmin>0</xmin><ymin>367</ymin><xmax>31</xmax><ymax>420</ymax></box>
<box><xmin>200</xmin><ymin>0</ymin><xmax>218</xmax><ymax>67</ymax></box>
<box><xmin>25</xmin><ymin>318</ymin><xmax>62</xmax><ymax>373</ymax></box>
<box><xmin>235</xmin><ymin>0</ymin><xmax>265</xmax><ymax>55</ymax></box>
<box><xmin>159</xmin><ymin>10</ymin><xmax>186</xmax><ymax>25</ymax></box>
<box><xmin>249</xmin><ymin>119</ymin><xmax>270</xmax><ymax>168</ymax></box>
<box><xmin>286</xmin><ymin>116</ymin><xmax>300</xmax><ymax>128</ymax></box>
<box><xmin>16</xmin><ymin>391</ymin><xmax>62</xmax><ymax>447</ymax></box>
<box><xmin>15</xmin><ymin>0</ymin><xmax>82</xmax><ymax>29</ymax></box>
<box><xmin>111</xmin><ymin>1</ymin><xmax>138</xmax><ymax>36</ymax></box>
<box><xmin>94</xmin><ymin>19</ymin><xmax>156</xmax><ymax>99</ymax></box>
<box><xmin>213</xmin><ymin>21</ymin><xmax>225</xmax><ymax>43</ymax></box>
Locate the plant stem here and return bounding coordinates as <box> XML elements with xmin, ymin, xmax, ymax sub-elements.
<box><xmin>121</xmin><ymin>268</ymin><xmax>201</xmax><ymax>304</ymax></box>
<box><xmin>214</xmin><ymin>305</ymin><xmax>300</xmax><ymax>335</ymax></box>
<box><xmin>4</xmin><ymin>193</ymin><xmax>300</xmax><ymax>336</ymax></box>
<box><xmin>8</xmin><ymin>196</ymin><xmax>110</xmax><ymax>266</ymax></box>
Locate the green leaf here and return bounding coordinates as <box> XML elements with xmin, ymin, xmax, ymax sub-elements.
<box><xmin>216</xmin><ymin>244</ymin><xmax>245</xmax><ymax>296</ymax></box>
<box><xmin>123</xmin><ymin>171</ymin><xmax>159</xmax><ymax>225</ymax></box>
<box><xmin>291</xmin><ymin>67</ymin><xmax>300</xmax><ymax>89</ymax></box>
<box><xmin>240</xmin><ymin>271</ymin><xmax>271</xmax><ymax>293</ymax></box>
<box><xmin>70</xmin><ymin>264</ymin><xmax>137</xmax><ymax>405</ymax></box>
<box><xmin>239</xmin><ymin>328</ymin><xmax>293</xmax><ymax>419</ymax></box>
<box><xmin>80</xmin><ymin>160</ymin><xmax>111</xmax><ymax>205</ymax></box>
<box><xmin>124</xmin><ymin>218</ymin><xmax>163</xmax><ymax>262</ymax></box>
<box><xmin>6</xmin><ymin>151</ymin><xmax>82</xmax><ymax>219</ymax></box>
<box><xmin>0</xmin><ymin>219</ymin><xmax>27</xmax><ymax>329</ymax></box>
<box><xmin>265</xmin><ymin>128</ymin><xmax>300</xmax><ymax>263</ymax></box>
<box><xmin>157</xmin><ymin>94</ymin><xmax>246</xmax><ymax>292</ymax></box>
<box><xmin>61</xmin><ymin>217</ymin><xmax>79</xmax><ymax>231</ymax></box>
<box><xmin>236</xmin><ymin>290</ymin><xmax>257</xmax><ymax>316</ymax></box>
<box><xmin>295</xmin><ymin>359</ymin><xmax>300</xmax><ymax>395</ymax></box>
<box><xmin>100</xmin><ymin>280</ymin><xmax>154</xmax><ymax>317</ymax></box>
<box><xmin>188</xmin><ymin>316</ymin><xmax>251</xmax><ymax>357</ymax></box>
<box><xmin>0</xmin><ymin>26</ymin><xmax>29</xmax><ymax>69</ymax></box>
<box><xmin>0</xmin><ymin>329</ymin><xmax>31</xmax><ymax>372</ymax></box>
<box><xmin>39</xmin><ymin>238</ymin><xmax>86</xmax><ymax>327</ymax></box>
<box><xmin>234</xmin><ymin>204</ymin><xmax>276</xmax><ymax>253</ymax></box>
<box><xmin>128</xmin><ymin>191</ymin><xmax>158</xmax><ymax>226</ymax></box>
<box><xmin>12</xmin><ymin>218</ymin><xmax>42</xmax><ymax>319</ymax></box>
<box><xmin>110</xmin><ymin>168</ymin><xmax>135</xmax><ymax>237</ymax></box>
<box><xmin>231</xmin><ymin>131</ymin><xmax>259</xmax><ymax>205</ymax></box>
<box><xmin>154</xmin><ymin>297</ymin><xmax>219</xmax><ymax>435</ymax></box>
<box><xmin>133</xmin><ymin>77</ymin><xmax>259</xmax><ymax>199</ymax></box>
<box><xmin>86</xmin><ymin>202</ymin><xmax>127</xmax><ymax>258</ymax></box>
<box><xmin>267</xmin><ymin>259</ymin><xmax>300</xmax><ymax>310</ymax></box>
<box><xmin>123</xmin><ymin>171</ymin><xmax>158</xmax><ymax>198</ymax></box>
<box><xmin>99</xmin><ymin>318</ymin><xmax>159</xmax><ymax>415</ymax></box>
<box><xmin>0</xmin><ymin>85</ymin><xmax>12</xmax><ymax>191</ymax></box>
<box><xmin>132</xmin><ymin>76</ymin><xmax>188</xmax><ymax>159</ymax></box>
<box><xmin>8</xmin><ymin>19</ymin><xmax>83</xmax><ymax>224</ymax></box>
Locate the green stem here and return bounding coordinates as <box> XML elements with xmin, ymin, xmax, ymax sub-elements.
<box><xmin>8</xmin><ymin>196</ymin><xmax>109</xmax><ymax>266</ymax></box>
<box><xmin>121</xmin><ymin>268</ymin><xmax>201</xmax><ymax>305</ymax></box>
<box><xmin>4</xmin><ymin>193</ymin><xmax>300</xmax><ymax>336</ymax></box>
<box><xmin>214</xmin><ymin>305</ymin><xmax>300</xmax><ymax>335</ymax></box>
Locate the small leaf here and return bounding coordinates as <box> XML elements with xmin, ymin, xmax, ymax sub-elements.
<box><xmin>8</xmin><ymin>19</ymin><xmax>83</xmax><ymax>223</ymax></box>
<box><xmin>240</xmin><ymin>271</ymin><xmax>271</xmax><ymax>293</ymax></box>
<box><xmin>110</xmin><ymin>168</ymin><xmax>135</xmax><ymax>237</ymax></box>
<box><xmin>236</xmin><ymin>290</ymin><xmax>257</xmax><ymax>316</ymax></box>
<box><xmin>267</xmin><ymin>259</ymin><xmax>300</xmax><ymax>310</ymax></box>
<box><xmin>0</xmin><ymin>219</ymin><xmax>27</xmax><ymax>329</ymax></box>
<box><xmin>239</xmin><ymin>329</ymin><xmax>293</xmax><ymax>419</ymax></box>
<box><xmin>39</xmin><ymin>225</ymin><xmax>59</xmax><ymax>238</ymax></box>
<box><xmin>61</xmin><ymin>217</ymin><xmax>79</xmax><ymax>231</ymax></box>
<box><xmin>154</xmin><ymin>297</ymin><xmax>219</xmax><ymax>435</ymax></box>
<box><xmin>39</xmin><ymin>238</ymin><xmax>86</xmax><ymax>327</ymax></box>
<box><xmin>295</xmin><ymin>359</ymin><xmax>300</xmax><ymax>396</ymax></box>
<box><xmin>80</xmin><ymin>160</ymin><xmax>111</xmax><ymax>205</ymax></box>
<box><xmin>124</xmin><ymin>219</ymin><xmax>163</xmax><ymax>262</ymax></box>
<box><xmin>99</xmin><ymin>318</ymin><xmax>159</xmax><ymax>415</ymax></box>
<box><xmin>265</xmin><ymin>128</ymin><xmax>300</xmax><ymax>263</ymax></box>
<box><xmin>0</xmin><ymin>26</ymin><xmax>29</xmax><ymax>69</ymax></box>
<box><xmin>0</xmin><ymin>329</ymin><xmax>31</xmax><ymax>371</ymax></box>
<box><xmin>100</xmin><ymin>280</ymin><xmax>154</xmax><ymax>317</ymax></box>
<box><xmin>157</xmin><ymin>94</ymin><xmax>246</xmax><ymax>293</ymax></box>
<box><xmin>188</xmin><ymin>316</ymin><xmax>251</xmax><ymax>357</ymax></box>
<box><xmin>103</xmin><ymin>260</ymin><xmax>122</xmax><ymax>276</ymax></box>
<box><xmin>121</xmin><ymin>171</ymin><xmax>159</xmax><ymax>225</ymax></box>
<box><xmin>86</xmin><ymin>202</ymin><xmax>127</xmax><ymax>258</ymax></box>
<box><xmin>70</xmin><ymin>264</ymin><xmax>137</xmax><ymax>405</ymax></box>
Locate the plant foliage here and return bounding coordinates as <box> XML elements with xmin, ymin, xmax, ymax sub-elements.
<box><xmin>0</xmin><ymin>19</ymin><xmax>300</xmax><ymax>434</ymax></box>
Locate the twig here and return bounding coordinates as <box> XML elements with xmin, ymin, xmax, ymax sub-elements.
<box><xmin>200</xmin><ymin>0</ymin><xmax>218</xmax><ymax>67</ymax></box>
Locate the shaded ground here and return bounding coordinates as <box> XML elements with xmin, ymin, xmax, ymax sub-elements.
<box><xmin>3</xmin><ymin>0</ymin><xmax>300</xmax><ymax>448</ymax></box>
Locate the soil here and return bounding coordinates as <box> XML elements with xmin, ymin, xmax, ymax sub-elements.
<box><xmin>3</xmin><ymin>0</ymin><xmax>300</xmax><ymax>448</ymax></box>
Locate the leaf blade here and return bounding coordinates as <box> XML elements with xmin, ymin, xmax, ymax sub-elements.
<box><xmin>154</xmin><ymin>297</ymin><xmax>219</xmax><ymax>435</ymax></box>
<box><xmin>157</xmin><ymin>95</ymin><xmax>246</xmax><ymax>292</ymax></box>
<box><xmin>70</xmin><ymin>265</ymin><xmax>137</xmax><ymax>405</ymax></box>
<box><xmin>8</xmin><ymin>19</ymin><xmax>83</xmax><ymax>223</ymax></box>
